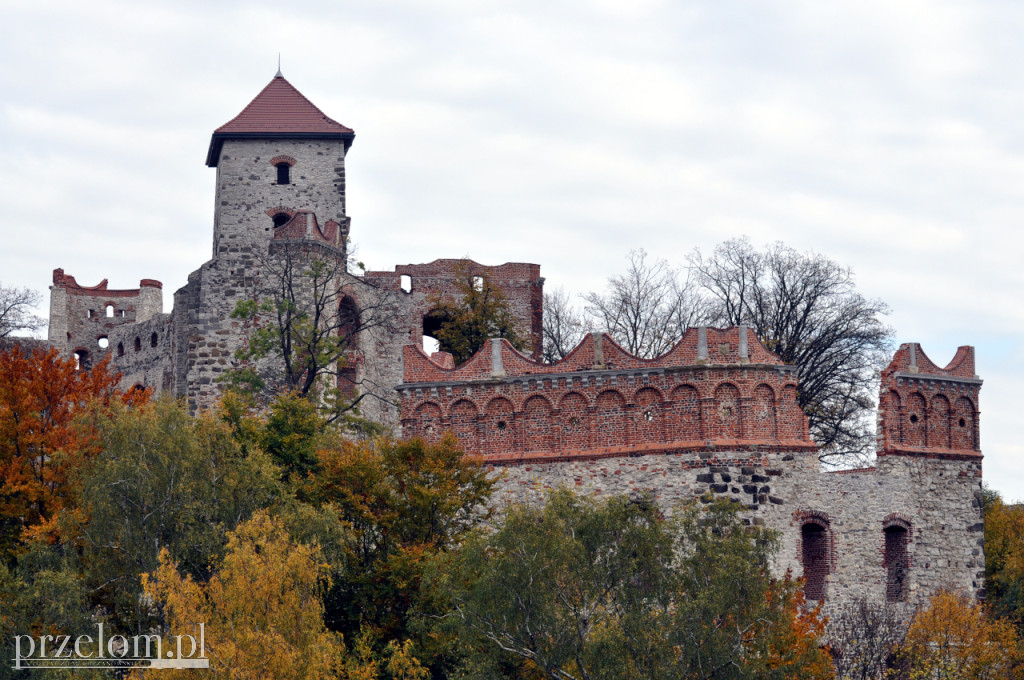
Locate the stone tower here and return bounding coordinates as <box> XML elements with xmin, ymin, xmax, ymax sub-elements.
<box><xmin>172</xmin><ymin>74</ymin><xmax>357</xmax><ymax>411</ymax></box>
<box><xmin>206</xmin><ymin>73</ymin><xmax>355</xmax><ymax>263</ymax></box>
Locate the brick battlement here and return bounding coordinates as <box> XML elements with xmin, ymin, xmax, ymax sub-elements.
<box><xmin>877</xmin><ymin>343</ymin><xmax>982</xmax><ymax>459</ymax></box>
<box><xmin>52</xmin><ymin>268</ymin><xmax>162</xmax><ymax>297</ymax></box>
<box><xmin>398</xmin><ymin>328</ymin><xmax>817</xmax><ymax>463</ymax></box>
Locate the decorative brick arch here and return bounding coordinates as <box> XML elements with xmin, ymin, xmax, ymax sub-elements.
<box><xmin>634</xmin><ymin>386</ymin><xmax>664</xmax><ymax>444</ymax></box>
<box><xmin>884</xmin><ymin>390</ymin><xmax>902</xmax><ymax>446</ymax></box>
<box><xmin>671</xmin><ymin>384</ymin><xmax>701</xmax><ymax>442</ymax></box>
<box><xmin>712</xmin><ymin>382</ymin><xmax>741</xmax><ymax>440</ymax></box>
<box><xmin>559</xmin><ymin>392</ymin><xmax>589</xmax><ymax>451</ymax></box>
<box><xmin>523</xmin><ymin>395</ymin><xmax>554</xmax><ymax>452</ymax></box>
<box><xmin>953</xmin><ymin>396</ymin><xmax>977</xmax><ymax>451</ymax></box>
<box><xmin>905</xmin><ymin>392</ymin><xmax>927</xmax><ymax>448</ymax></box>
<box><xmin>596</xmin><ymin>389</ymin><xmax>627</xmax><ymax>448</ymax></box>
<box><xmin>414</xmin><ymin>402</ymin><xmax>442</xmax><ymax>443</ymax></box>
<box><xmin>264</xmin><ymin>206</ymin><xmax>296</xmax><ymax>218</ymax></box>
<box><xmin>750</xmin><ymin>383</ymin><xmax>777</xmax><ymax>441</ymax></box>
<box><xmin>449</xmin><ymin>399</ymin><xmax>478</xmax><ymax>451</ymax></box>
<box><xmin>929</xmin><ymin>395</ymin><xmax>951</xmax><ymax>449</ymax></box>
<box><xmin>269</xmin><ymin>155</ymin><xmax>297</xmax><ymax>167</ymax></box>
<box><xmin>484</xmin><ymin>397</ymin><xmax>515</xmax><ymax>456</ymax></box>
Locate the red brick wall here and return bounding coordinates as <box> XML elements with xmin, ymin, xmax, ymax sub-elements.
<box><xmin>398</xmin><ymin>328</ymin><xmax>817</xmax><ymax>463</ymax></box>
<box><xmin>877</xmin><ymin>343</ymin><xmax>982</xmax><ymax>459</ymax></box>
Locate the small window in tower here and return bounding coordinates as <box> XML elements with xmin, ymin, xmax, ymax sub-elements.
<box><xmin>150</xmin><ymin>332</ymin><xmax>158</xmax><ymax>348</ymax></box>
<box><xmin>117</xmin><ymin>342</ymin><xmax>124</xmax><ymax>357</ymax></box>
<box><xmin>272</xmin><ymin>213</ymin><xmax>291</xmax><ymax>228</ymax></box>
<box><xmin>276</xmin><ymin>163</ymin><xmax>290</xmax><ymax>185</ymax></box>
<box><xmin>134</xmin><ymin>336</ymin><xmax>142</xmax><ymax>352</ymax></box>
<box><xmin>106</xmin><ymin>304</ymin><xmax>114</xmax><ymax>318</ymax></box>
<box><xmin>87</xmin><ymin>309</ymin><xmax>94</xmax><ymax>318</ymax></box>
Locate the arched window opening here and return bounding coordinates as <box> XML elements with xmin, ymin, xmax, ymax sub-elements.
<box><xmin>885</xmin><ymin>525</ymin><xmax>910</xmax><ymax>602</ymax></box>
<box><xmin>97</xmin><ymin>336</ymin><xmax>109</xmax><ymax>349</ymax></box>
<box><xmin>801</xmin><ymin>522</ymin><xmax>830</xmax><ymax>601</ymax></box>
<box><xmin>87</xmin><ymin>309</ymin><xmax>94</xmax><ymax>318</ymax></box>
<box><xmin>134</xmin><ymin>336</ymin><xmax>142</xmax><ymax>352</ymax></box>
<box><xmin>117</xmin><ymin>342</ymin><xmax>124</xmax><ymax>357</ymax></box>
<box><xmin>338</xmin><ymin>296</ymin><xmax>360</xmax><ymax>340</ymax></box>
<box><xmin>272</xmin><ymin>212</ymin><xmax>291</xmax><ymax>228</ymax></box>
<box><xmin>150</xmin><ymin>332</ymin><xmax>158</xmax><ymax>348</ymax></box>
<box><xmin>73</xmin><ymin>350</ymin><xmax>90</xmax><ymax>371</ymax></box>
<box><xmin>276</xmin><ymin>163</ymin><xmax>290</xmax><ymax>185</ymax></box>
<box><xmin>105</xmin><ymin>304</ymin><xmax>114</xmax><ymax>318</ymax></box>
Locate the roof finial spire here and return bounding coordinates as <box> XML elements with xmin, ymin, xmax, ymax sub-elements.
<box><xmin>276</xmin><ymin>53</ymin><xmax>283</xmax><ymax>78</ymax></box>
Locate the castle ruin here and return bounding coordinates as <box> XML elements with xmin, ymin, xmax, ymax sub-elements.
<box><xmin>46</xmin><ymin>74</ymin><xmax>985</xmax><ymax>613</ymax></box>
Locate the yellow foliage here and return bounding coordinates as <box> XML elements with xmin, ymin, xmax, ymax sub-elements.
<box><xmin>130</xmin><ymin>511</ymin><xmax>343</xmax><ymax>680</ymax></box>
<box><xmin>901</xmin><ymin>589</ymin><xmax>1023</xmax><ymax>680</ymax></box>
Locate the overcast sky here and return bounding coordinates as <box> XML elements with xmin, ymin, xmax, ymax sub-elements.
<box><xmin>3</xmin><ymin>0</ymin><xmax>1023</xmax><ymax>498</ymax></box>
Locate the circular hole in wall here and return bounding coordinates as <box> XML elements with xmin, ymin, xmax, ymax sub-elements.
<box><xmin>497</xmin><ymin>420</ymin><xmax>507</xmax><ymax>431</ymax></box>
<box><xmin>644</xmin><ymin>410</ymin><xmax>654</xmax><ymax>422</ymax></box>
<box><xmin>568</xmin><ymin>416</ymin><xmax>580</xmax><ymax>429</ymax></box>
<box><xmin>959</xmin><ymin>418</ymin><xmax>967</xmax><ymax>428</ymax></box>
<box><xmin>97</xmin><ymin>337</ymin><xmax>109</xmax><ymax>349</ymax></box>
<box><xmin>909</xmin><ymin>414</ymin><xmax>919</xmax><ymax>424</ymax></box>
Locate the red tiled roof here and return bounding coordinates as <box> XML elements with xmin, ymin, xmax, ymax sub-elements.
<box><xmin>206</xmin><ymin>75</ymin><xmax>354</xmax><ymax>166</ymax></box>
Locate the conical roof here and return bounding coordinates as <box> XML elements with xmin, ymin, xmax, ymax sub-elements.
<box><xmin>206</xmin><ymin>75</ymin><xmax>355</xmax><ymax>166</ymax></box>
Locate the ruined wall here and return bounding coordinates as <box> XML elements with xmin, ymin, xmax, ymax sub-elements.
<box><xmin>400</xmin><ymin>336</ymin><xmax>986</xmax><ymax>614</ymax></box>
<box><xmin>47</xmin><ymin>268</ymin><xmax>162</xmax><ymax>369</ymax></box>
<box><xmin>398</xmin><ymin>327</ymin><xmax>814</xmax><ymax>460</ymax></box>
<box><xmin>108</xmin><ymin>314</ymin><xmax>176</xmax><ymax>393</ymax></box>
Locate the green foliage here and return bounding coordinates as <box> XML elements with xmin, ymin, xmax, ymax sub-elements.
<box><xmin>984</xmin><ymin>488</ymin><xmax>1024</xmax><ymax>629</ymax></box>
<box><xmin>427</xmin><ymin>265</ymin><xmax>527</xmax><ymax>365</ymax></box>
<box><xmin>300</xmin><ymin>433</ymin><xmax>495</xmax><ymax>670</ymax></box>
<box><xmin>435</xmin><ymin>490</ymin><xmax>831</xmax><ymax>680</ymax></box>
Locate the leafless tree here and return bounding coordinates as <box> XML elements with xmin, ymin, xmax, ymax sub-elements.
<box><xmin>583</xmin><ymin>249</ymin><xmax>711</xmax><ymax>359</ymax></box>
<box><xmin>689</xmin><ymin>238</ymin><xmax>893</xmax><ymax>465</ymax></box>
<box><xmin>228</xmin><ymin>241</ymin><xmax>397</xmax><ymax>425</ymax></box>
<box><xmin>0</xmin><ymin>284</ymin><xmax>44</xmax><ymax>339</ymax></box>
<box><xmin>826</xmin><ymin>598</ymin><xmax>913</xmax><ymax>680</ymax></box>
<box><xmin>542</xmin><ymin>286</ymin><xmax>591</xmax><ymax>363</ymax></box>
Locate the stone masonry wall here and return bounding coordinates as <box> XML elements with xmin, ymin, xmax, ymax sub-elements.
<box><xmin>490</xmin><ymin>447</ymin><xmax>984</xmax><ymax>617</ymax></box>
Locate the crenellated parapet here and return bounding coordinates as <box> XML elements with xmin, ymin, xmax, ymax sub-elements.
<box><xmin>398</xmin><ymin>328</ymin><xmax>817</xmax><ymax>463</ymax></box>
<box><xmin>877</xmin><ymin>343</ymin><xmax>982</xmax><ymax>459</ymax></box>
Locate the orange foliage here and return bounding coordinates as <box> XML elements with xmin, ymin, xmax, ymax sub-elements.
<box><xmin>0</xmin><ymin>345</ymin><xmax>146</xmax><ymax>551</ymax></box>
<box><xmin>756</xmin><ymin>575</ymin><xmax>835</xmax><ymax>679</ymax></box>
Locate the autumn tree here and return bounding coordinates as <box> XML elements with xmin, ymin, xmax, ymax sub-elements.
<box><xmin>0</xmin><ymin>346</ymin><xmax>140</xmax><ymax>561</ymax></box>
<box><xmin>583</xmin><ymin>249</ymin><xmax>710</xmax><ymax>359</ymax></box>
<box><xmin>689</xmin><ymin>238</ymin><xmax>893</xmax><ymax>464</ymax></box>
<box><xmin>983</xmin><ymin>488</ymin><xmax>1024</xmax><ymax>629</ymax></box>
<box><xmin>0</xmin><ymin>283</ymin><xmax>43</xmax><ymax>340</ymax></box>
<box><xmin>131</xmin><ymin>511</ymin><xmax>346</xmax><ymax>680</ymax></box>
<box><xmin>426</xmin><ymin>265</ymin><xmax>527</xmax><ymax>365</ymax></box>
<box><xmin>896</xmin><ymin>589</ymin><xmax>1023</xmax><ymax>679</ymax></box>
<box><xmin>227</xmin><ymin>243</ymin><xmax>396</xmax><ymax>424</ymax></box>
<box><xmin>825</xmin><ymin>598</ymin><xmax>911</xmax><ymax>680</ymax></box>
<box><xmin>298</xmin><ymin>433</ymin><xmax>494</xmax><ymax>671</ymax></box>
<box><xmin>437</xmin><ymin>491</ymin><xmax>831</xmax><ymax>680</ymax></box>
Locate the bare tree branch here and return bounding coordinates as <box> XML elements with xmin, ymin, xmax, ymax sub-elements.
<box><xmin>0</xmin><ymin>283</ymin><xmax>44</xmax><ymax>339</ymax></box>
<box><xmin>689</xmin><ymin>238</ymin><xmax>894</xmax><ymax>465</ymax></box>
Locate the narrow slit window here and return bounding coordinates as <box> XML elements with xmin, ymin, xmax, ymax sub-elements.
<box><xmin>801</xmin><ymin>522</ymin><xmax>829</xmax><ymax>601</ymax></box>
<box><xmin>885</xmin><ymin>525</ymin><xmax>910</xmax><ymax>602</ymax></box>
